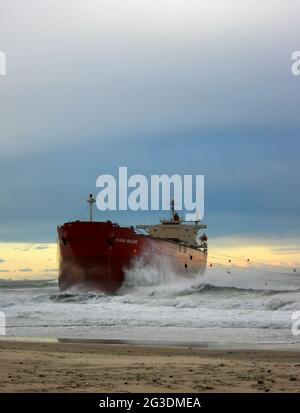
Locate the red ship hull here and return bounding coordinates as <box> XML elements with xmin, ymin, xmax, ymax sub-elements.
<box><xmin>57</xmin><ymin>221</ymin><xmax>207</xmax><ymax>293</ymax></box>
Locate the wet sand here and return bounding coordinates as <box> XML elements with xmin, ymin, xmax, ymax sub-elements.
<box><xmin>0</xmin><ymin>340</ymin><xmax>299</xmax><ymax>392</ymax></box>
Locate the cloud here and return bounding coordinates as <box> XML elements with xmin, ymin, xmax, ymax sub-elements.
<box><xmin>271</xmin><ymin>248</ymin><xmax>300</xmax><ymax>255</ymax></box>
<box><xmin>18</xmin><ymin>268</ymin><xmax>33</xmax><ymax>272</ymax></box>
<box><xmin>0</xmin><ymin>259</ymin><xmax>5</xmax><ymax>263</ymax></box>
<box><xmin>0</xmin><ymin>269</ymin><xmax>9</xmax><ymax>273</ymax></box>
<box><xmin>43</xmin><ymin>268</ymin><xmax>58</xmax><ymax>272</ymax></box>
<box><xmin>0</xmin><ymin>1</ymin><xmax>299</xmax><ymax>160</ymax></box>
<box><xmin>14</xmin><ymin>246</ymin><xmax>32</xmax><ymax>252</ymax></box>
<box><xmin>0</xmin><ymin>1</ymin><xmax>299</xmax><ymax>243</ymax></box>
<box><xmin>14</xmin><ymin>244</ymin><xmax>50</xmax><ymax>251</ymax></box>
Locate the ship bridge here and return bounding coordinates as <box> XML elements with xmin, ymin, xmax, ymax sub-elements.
<box><xmin>136</xmin><ymin>200</ymin><xmax>207</xmax><ymax>250</ymax></box>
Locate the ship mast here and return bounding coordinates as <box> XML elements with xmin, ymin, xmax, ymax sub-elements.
<box><xmin>171</xmin><ymin>198</ymin><xmax>175</xmax><ymax>218</ymax></box>
<box><xmin>87</xmin><ymin>193</ymin><xmax>96</xmax><ymax>222</ymax></box>
<box><xmin>170</xmin><ymin>198</ymin><xmax>180</xmax><ymax>223</ymax></box>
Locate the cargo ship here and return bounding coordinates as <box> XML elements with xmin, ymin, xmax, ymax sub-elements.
<box><xmin>57</xmin><ymin>195</ymin><xmax>208</xmax><ymax>293</ymax></box>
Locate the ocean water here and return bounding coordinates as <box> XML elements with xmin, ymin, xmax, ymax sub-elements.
<box><xmin>1</xmin><ymin>263</ymin><xmax>300</xmax><ymax>345</ymax></box>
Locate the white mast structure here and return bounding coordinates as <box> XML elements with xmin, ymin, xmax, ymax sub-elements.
<box><xmin>87</xmin><ymin>193</ymin><xmax>96</xmax><ymax>222</ymax></box>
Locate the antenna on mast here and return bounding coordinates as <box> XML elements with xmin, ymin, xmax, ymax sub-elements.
<box><xmin>171</xmin><ymin>198</ymin><xmax>175</xmax><ymax>215</ymax></box>
<box><xmin>170</xmin><ymin>198</ymin><xmax>180</xmax><ymax>222</ymax></box>
<box><xmin>87</xmin><ymin>193</ymin><xmax>96</xmax><ymax>222</ymax></box>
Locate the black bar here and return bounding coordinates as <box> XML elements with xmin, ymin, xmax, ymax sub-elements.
<box><xmin>0</xmin><ymin>393</ymin><xmax>299</xmax><ymax>411</ymax></box>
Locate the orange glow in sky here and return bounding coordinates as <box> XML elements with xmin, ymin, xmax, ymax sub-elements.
<box><xmin>0</xmin><ymin>237</ymin><xmax>299</xmax><ymax>279</ymax></box>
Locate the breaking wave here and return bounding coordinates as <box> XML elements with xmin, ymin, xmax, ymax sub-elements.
<box><xmin>1</xmin><ymin>263</ymin><xmax>300</xmax><ymax>344</ymax></box>
<box><xmin>0</xmin><ymin>279</ymin><xmax>57</xmax><ymax>289</ymax></box>
<box><xmin>49</xmin><ymin>292</ymin><xmax>106</xmax><ymax>303</ymax></box>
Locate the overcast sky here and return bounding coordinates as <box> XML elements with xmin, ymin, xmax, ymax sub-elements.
<box><xmin>0</xmin><ymin>0</ymin><xmax>300</xmax><ymax>242</ymax></box>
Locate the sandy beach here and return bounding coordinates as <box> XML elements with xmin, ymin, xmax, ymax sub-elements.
<box><xmin>0</xmin><ymin>340</ymin><xmax>299</xmax><ymax>392</ymax></box>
